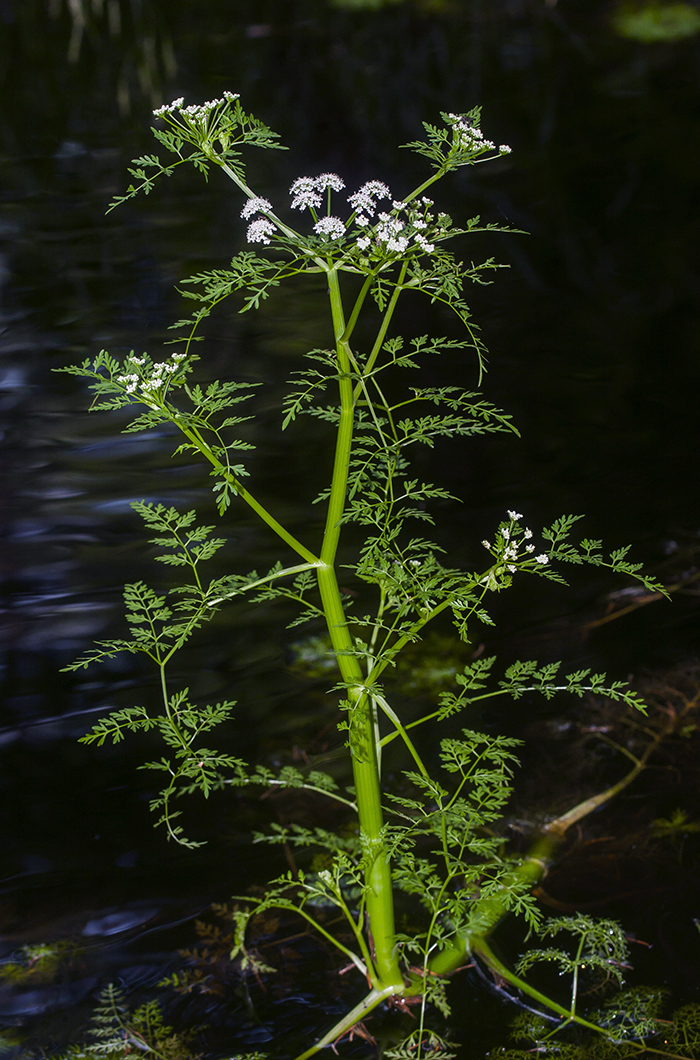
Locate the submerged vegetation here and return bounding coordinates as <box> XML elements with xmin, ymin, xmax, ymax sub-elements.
<box><xmin>43</xmin><ymin>93</ymin><xmax>700</xmax><ymax>1057</ymax></box>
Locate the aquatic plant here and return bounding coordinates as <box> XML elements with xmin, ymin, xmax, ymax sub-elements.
<box><xmin>49</xmin><ymin>982</ymin><xmax>201</xmax><ymax>1060</ymax></box>
<box><xmin>59</xmin><ymin>94</ymin><xmax>680</xmax><ymax>1057</ymax></box>
<box><xmin>0</xmin><ymin>941</ymin><xmax>80</xmax><ymax>985</ymax></box>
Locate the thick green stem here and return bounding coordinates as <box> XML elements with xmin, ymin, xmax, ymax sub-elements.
<box><xmin>315</xmin><ymin>268</ymin><xmax>404</xmax><ymax>993</ymax></box>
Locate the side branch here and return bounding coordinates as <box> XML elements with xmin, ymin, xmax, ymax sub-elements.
<box><xmin>423</xmin><ymin>713</ymin><xmax>674</xmax><ymax>982</ymax></box>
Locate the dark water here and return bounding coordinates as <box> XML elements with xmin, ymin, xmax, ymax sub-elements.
<box><xmin>2</xmin><ymin>1</ymin><xmax>700</xmax><ymax>1056</ymax></box>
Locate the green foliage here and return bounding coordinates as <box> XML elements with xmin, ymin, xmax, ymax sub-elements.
<box><xmin>651</xmin><ymin>807</ymin><xmax>700</xmax><ymax>838</ymax></box>
<box><xmin>107</xmin><ymin>92</ymin><xmax>285</xmax><ymax>212</ymax></box>
<box><xmin>57</xmin><ymin>94</ymin><xmax>674</xmax><ymax>1059</ymax></box>
<box><xmin>385</xmin><ymin>1029</ymin><xmax>458</xmax><ymax>1058</ymax></box>
<box><xmin>61</xmin><ymin>502</ymin><xmax>252</xmax><ymax>847</ymax></box>
<box><xmin>389</xmin><ymin>728</ymin><xmax>544</xmax><ymax>952</ymax></box>
<box><xmin>402</xmin><ymin>107</ymin><xmax>509</xmax><ymax>173</ymax></box>
<box><xmin>516</xmin><ymin>915</ymin><xmax>630</xmax><ymax>992</ymax></box>
<box><xmin>497</xmin><ymin>991</ymin><xmax>700</xmax><ymax>1059</ymax></box>
<box><xmin>49</xmin><ymin>983</ymin><xmax>200</xmax><ymax>1060</ymax></box>
<box><xmin>57</xmin><ymin>353</ymin><xmax>260</xmax><ymax>514</ymax></box>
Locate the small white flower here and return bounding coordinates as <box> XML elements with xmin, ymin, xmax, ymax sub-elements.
<box><xmin>247</xmin><ymin>218</ymin><xmax>276</xmax><ymax>244</ymax></box>
<box><xmin>153</xmin><ymin>96</ymin><xmax>184</xmax><ymax>116</ymax></box>
<box><xmin>201</xmin><ymin>92</ymin><xmax>238</xmax><ymax>109</ymax></box>
<box><xmin>241</xmin><ymin>196</ymin><xmax>272</xmax><ymax>220</ymax></box>
<box><xmin>536</xmin><ymin>554</ymin><xmax>549</xmax><ymax>564</ymax></box>
<box><xmin>313</xmin><ymin>216</ymin><xmax>346</xmax><ymax>240</ymax></box>
<box><xmin>482</xmin><ymin>539</ymin><xmax>491</xmax><ymax>549</ymax></box>
<box><xmin>523</xmin><ymin>528</ymin><xmax>533</xmax><ymax>540</ymax></box>
<box><xmin>375</xmin><ymin>214</ymin><xmax>408</xmax><ymax>252</ymax></box>
<box><xmin>499</xmin><ymin>144</ymin><xmax>512</xmax><ymax>154</ymax></box>
<box><xmin>290</xmin><ymin>177</ymin><xmax>322</xmax><ymax>211</ymax></box>
<box><xmin>356</xmin><ymin>236</ymin><xmax>371</xmax><ymax>251</ymax></box>
<box><xmin>315</xmin><ymin>173</ymin><xmax>345</xmax><ymax>192</ymax></box>
<box><xmin>525</xmin><ymin>544</ymin><xmax>535</xmax><ymax>553</ymax></box>
<box><xmin>447</xmin><ymin>114</ymin><xmax>497</xmax><ymax>153</ymax></box>
<box><xmin>347</xmin><ymin>180</ymin><xmax>391</xmax><ymax>216</ymax></box>
<box><xmin>128</xmin><ymin>356</ymin><xmax>145</xmax><ymax>366</ymax></box>
<box><xmin>507</xmin><ymin>564</ymin><xmax>517</xmax><ymax>573</ymax></box>
<box><xmin>153</xmin><ymin>92</ymin><xmax>239</xmax><ymax>120</ymax></box>
<box><xmin>414</xmin><ymin>233</ymin><xmax>435</xmax><ymax>253</ymax></box>
<box><xmin>501</xmin><ymin>528</ymin><xmax>510</xmax><ymax>541</ymax></box>
<box><xmin>356</xmin><ymin>214</ymin><xmax>370</xmax><ymax>227</ymax></box>
<box><xmin>507</xmin><ymin>510</ymin><xmax>523</xmax><ymax>520</ymax></box>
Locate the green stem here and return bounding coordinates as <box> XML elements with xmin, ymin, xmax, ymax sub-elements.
<box><xmin>401</xmin><ymin>169</ymin><xmax>445</xmax><ymax>206</ymax></box>
<box><xmin>472</xmin><ymin>935</ymin><xmax>607</xmax><ymax>1037</ymax></box>
<box><xmin>207</xmin><ymin>561</ymin><xmax>321</xmax><ymax>605</ymax></box>
<box><xmin>373</xmin><ymin>693</ymin><xmax>430</xmax><ymax>779</ymax></box>
<box><xmin>314</xmin><ymin>267</ymin><xmax>404</xmax><ymax>993</ymax></box>
<box><xmin>570</xmin><ymin>934</ymin><xmax>586</xmax><ymax>1020</ymax></box>
<box><xmin>291</xmin><ymin>986</ymin><xmax>398</xmax><ymax>1060</ymax></box>
<box><xmin>173</xmin><ymin>419</ymin><xmax>319</xmax><ymax>564</ymax></box>
<box><xmin>354</xmin><ymin>261</ymin><xmax>408</xmax><ymax>397</ymax></box>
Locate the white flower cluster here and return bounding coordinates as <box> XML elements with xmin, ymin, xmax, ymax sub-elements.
<box><xmin>482</xmin><ymin>512</ymin><xmax>549</xmax><ymax>574</ymax></box>
<box><xmin>141</xmin><ymin>355</ymin><xmax>186</xmax><ymax>394</ymax></box>
<box><xmin>347</xmin><ymin>180</ymin><xmax>391</xmax><ymax>217</ymax></box>
<box><xmin>247</xmin><ymin>220</ymin><xmax>276</xmax><ymax>244</ymax></box>
<box><xmin>241</xmin><ymin>196</ymin><xmax>272</xmax><ymax>220</ymax></box>
<box><xmin>354</xmin><ymin>194</ymin><xmax>441</xmax><ymax>258</ymax></box>
<box><xmin>116</xmin><ymin>352</ymin><xmax>187</xmax><ymax>401</ymax></box>
<box><xmin>240</xmin><ymin>196</ymin><xmax>276</xmax><ymax>244</ymax></box>
<box><xmin>290</xmin><ymin>173</ymin><xmax>346</xmax><ymax>211</ymax></box>
<box><xmin>445</xmin><ymin>112</ymin><xmax>511</xmax><ymax>156</ymax></box>
<box><xmin>374</xmin><ymin>213</ymin><xmax>409</xmax><ymax>254</ymax></box>
<box><xmin>239</xmin><ymin>171</ymin><xmax>445</xmax><ymax>259</ymax></box>
<box><xmin>153</xmin><ymin>92</ymin><xmax>239</xmax><ymax>119</ymax></box>
<box><xmin>313</xmin><ymin>216</ymin><xmax>346</xmax><ymax>240</ymax></box>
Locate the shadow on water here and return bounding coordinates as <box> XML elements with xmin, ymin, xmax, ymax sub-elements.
<box><xmin>2</xmin><ymin>0</ymin><xmax>700</xmax><ymax>1055</ymax></box>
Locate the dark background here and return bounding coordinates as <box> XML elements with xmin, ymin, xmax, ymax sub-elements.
<box><xmin>1</xmin><ymin>0</ymin><xmax>700</xmax><ymax>1055</ymax></box>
